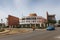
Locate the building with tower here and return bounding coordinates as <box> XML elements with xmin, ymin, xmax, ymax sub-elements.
<box><xmin>20</xmin><ymin>13</ymin><xmax>47</xmax><ymax>28</ymax></box>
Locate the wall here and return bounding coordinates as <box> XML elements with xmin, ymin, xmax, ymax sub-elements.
<box><xmin>7</xmin><ymin>15</ymin><xmax>19</xmax><ymax>27</ymax></box>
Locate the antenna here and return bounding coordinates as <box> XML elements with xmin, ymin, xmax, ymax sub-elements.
<box><xmin>22</xmin><ymin>12</ymin><xmax>24</xmax><ymax>17</ymax></box>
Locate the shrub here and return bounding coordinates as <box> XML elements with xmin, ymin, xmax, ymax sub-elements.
<box><xmin>0</xmin><ymin>28</ymin><xmax>5</xmax><ymax>32</ymax></box>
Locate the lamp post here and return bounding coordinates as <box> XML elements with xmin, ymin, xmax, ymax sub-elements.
<box><xmin>0</xmin><ymin>19</ymin><xmax>4</xmax><ymax>29</ymax></box>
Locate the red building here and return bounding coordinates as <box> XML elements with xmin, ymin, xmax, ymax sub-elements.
<box><xmin>7</xmin><ymin>15</ymin><xmax>19</xmax><ymax>27</ymax></box>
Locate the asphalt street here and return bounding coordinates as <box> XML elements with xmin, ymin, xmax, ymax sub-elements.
<box><xmin>0</xmin><ymin>27</ymin><xmax>60</xmax><ymax>40</ymax></box>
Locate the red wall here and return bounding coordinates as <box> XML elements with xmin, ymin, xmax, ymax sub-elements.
<box><xmin>7</xmin><ymin>15</ymin><xmax>19</xmax><ymax>26</ymax></box>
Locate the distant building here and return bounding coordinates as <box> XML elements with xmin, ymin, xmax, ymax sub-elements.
<box><xmin>20</xmin><ymin>13</ymin><xmax>47</xmax><ymax>28</ymax></box>
<box><xmin>46</xmin><ymin>11</ymin><xmax>56</xmax><ymax>21</ymax></box>
<box><xmin>0</xmin><ymin>23</ymin><xmax>5</xmax><ymax>27</ymax></box>
<box><xmin>46</xmin><ymin>11</ymin><xmax>56</xmax><ymax>26</ymax></box>
<box><xmin>7</xmin><ymin>15</ymin><xmax>19</xmax><ymax>27</ymax></box>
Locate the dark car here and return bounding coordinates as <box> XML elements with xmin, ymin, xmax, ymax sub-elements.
<box><xmin>56</xmin><ymin>24</ymin><xmax>60</xmax><ymax>27</ymax></box>
<box><xmin>46</xmin><ymin>26</ymin><xmax>55</xmax><ymax>31</ymax></box>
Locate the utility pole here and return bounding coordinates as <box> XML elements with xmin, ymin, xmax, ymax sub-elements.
<box><xmin>22</xmin><ymin>12</ymin><xmax>23</xmax><ymax>28</ymax></box>
<box><xmin>1</xmin><ymin>19</ymin><xmax>3</xmax><ymax>29</ymax></box>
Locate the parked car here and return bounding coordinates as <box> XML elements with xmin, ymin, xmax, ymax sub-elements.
<box><xmin>54</xmin><ymin>24</ymin><xmax>60</xmax><ymax>27</ymax></box>
<box><xmin>46</xmin><ymin>25</ymin><xmax>55</xmax><ymax>31</ymax></box>
<box><xmin>56</xmin><ymin>24</ymin><xmax>60</xmax><ymax>27</ymax></box>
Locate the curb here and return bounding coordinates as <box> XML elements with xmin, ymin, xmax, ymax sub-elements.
<box><xmin>0</xmin><ymin>30</ymin><xmax>10</xmax><ymax>34</ymax></box>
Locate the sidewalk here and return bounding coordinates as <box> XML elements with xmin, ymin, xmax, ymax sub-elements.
<box><xmin>0</xmin><ymin>28</ymin><xmax>46</xmax><ymax>36</ymax></box>
<box><xmin>0</xmin><ymin>30</ymin><xmax>10</xmax><ymax>34</ymax></box>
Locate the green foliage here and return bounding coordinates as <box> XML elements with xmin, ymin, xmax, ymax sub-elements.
<box><xmin>48</xmin><ymin>20</ymin><xmax>56</xmax><ymax>24</ymax></box>
<box><xmin>58</xmin><ymin>20</ymin><xmax>60</xmax><ymax>24</ymax></box>
<box><xmin>0</xmin><ymin>28</ymin><xmax>5</xmax><ymax>32</ymax></box>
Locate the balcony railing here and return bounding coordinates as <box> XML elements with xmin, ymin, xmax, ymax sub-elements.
<box><xmin>20</xmin><ymin>20</ymin><xmax>41</xmax><ymax>24</ymax></box>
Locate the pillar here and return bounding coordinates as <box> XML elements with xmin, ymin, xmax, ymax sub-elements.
<box><xmin>35</xmin><ymin>24</ymin><xmax>36</xmax><ymax>28</ymax></box>
<box><xmin>40</xmin><ymin>23</ymin><xmax>41</xmax><ymax>27</ymax></box>
<box><xmin>44</xmin><ymin>23</ymin><xmax>45</xmax><ymax>27</ymax></box>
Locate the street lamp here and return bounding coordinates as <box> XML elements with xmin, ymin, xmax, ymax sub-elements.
<box><xmin>1</xmin><ymin>19</ymin><xmax>3</xmax><ymax>28</ymax></box>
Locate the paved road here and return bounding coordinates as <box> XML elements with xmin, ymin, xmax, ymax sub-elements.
<box><xmin>0</xmin><ymin>27</ymin><xmax>60</xmax><ymax>40</ymax></box>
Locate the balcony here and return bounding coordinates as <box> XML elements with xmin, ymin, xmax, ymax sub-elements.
<box><xmin>20</xmin><ymin>20</ymin><xmax>41</xmax><ymax>24</ymax></box>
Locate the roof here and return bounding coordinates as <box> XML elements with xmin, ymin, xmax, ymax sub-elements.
<box><xmin>29</xmin><ymin>13</ymin><xmax>37</xmax><ymax>16</ymax></box>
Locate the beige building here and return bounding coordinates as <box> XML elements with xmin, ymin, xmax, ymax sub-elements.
<box><xmin>20</xmin><ymin>13</ymin><xmax>47</xmax><ymax>28</ymax></box>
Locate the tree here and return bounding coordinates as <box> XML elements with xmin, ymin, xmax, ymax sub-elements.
<box><xmin>58</xmin><ymin>20</ymin><xmax>60</xmax><ymax>24</ymax></box>
<box><xmin>48</xmin><ymin>20</ymin><xmax>56</xmax><ymax>26</ymax></box>
<box><xmin>48</xmin><ymin>20</ymin><xmax>56</xmax><ymax>24</ymax></box>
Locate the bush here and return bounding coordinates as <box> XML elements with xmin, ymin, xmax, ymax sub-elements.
<box><xmin>0</xmin><ymin>28</ymin><xmax>5</xmax><ymax>32</ymax></box>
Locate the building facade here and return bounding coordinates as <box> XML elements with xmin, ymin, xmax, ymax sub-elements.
<box><xmin>7</xmin><ymin>15</ymin><xmax>19</xmax><ymax>28</ymax></box>
<box><xmin>46</xmin><ymin>12</ymin><xmax>56</xmax><ymax>21</ymax></box>
<box><xmin>20</xmin><ymin>13</ymin><xmax>47</xmax><ymax>28</ymax></box>
<box><xmin>46</xmin><ymin>11</ymin><xmax>56</xmax><ymax>26</ymax></box>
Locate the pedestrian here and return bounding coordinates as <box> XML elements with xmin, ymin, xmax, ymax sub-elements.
<box><xmin>32</xmin><ymin>26</ymin><xmax>35</xmax><ymax>31</ymax></box>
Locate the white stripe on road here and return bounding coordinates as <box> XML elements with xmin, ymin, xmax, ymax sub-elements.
<box><xmin>55</xmin><ymin>36</ymin><xmax>60</xmax><ymax>39</ymax></box>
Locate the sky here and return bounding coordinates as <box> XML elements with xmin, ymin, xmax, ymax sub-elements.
<box><xmin>0</xmin><ymin>0</ymin><xmax>60</xmax><ymax>23</ymax></box>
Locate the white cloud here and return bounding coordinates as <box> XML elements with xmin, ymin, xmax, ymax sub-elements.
<box><xmin>13</xmin><ymin>0</ymin><xmax>20</xmax><ymax>7</ymax></box>
<box><xmin>0</xmin><ymin>10</ymin><xmax>7</xmax><ymax>23</ymax></box>
<box><xmin>0</xmin><ymin>0</ymin><xmax>60</xmax><ymax>21</ymax></box>
<box><xmin>13</xmin><ymin>0</ymin><xmax>24</xmax><ymax>8</ymax></box>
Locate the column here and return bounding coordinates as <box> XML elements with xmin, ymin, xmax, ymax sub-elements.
<box><xmin>44</xmin><ymin>23</ymin><xmax>45</xmax><ymax>27</ymax></box>
<box><xmin>40</xmin><ymin>23</ymin><xmax>41</xmax><ymax>27</ymax></box>
<box><xmin>35</xmin><ymin>24</ymin><xmax>36</xmax><ymax>28</ymax></box>
<box><xmin>12</xmin><ymin>25</ymin><xmax>13</xmax><ymax>28</ymax></box>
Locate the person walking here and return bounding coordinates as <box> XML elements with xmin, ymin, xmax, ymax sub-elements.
<box><xmin>32</xmin><ymin>26</ymin><xmax>35</xmax><ymax>31</ymax></box>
